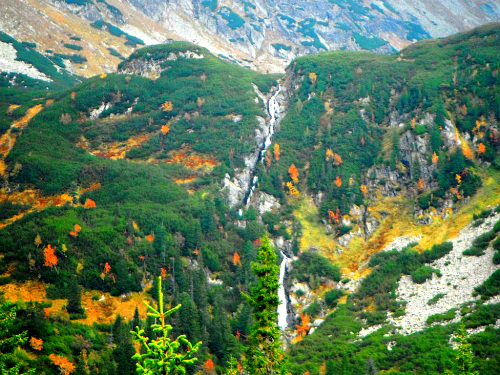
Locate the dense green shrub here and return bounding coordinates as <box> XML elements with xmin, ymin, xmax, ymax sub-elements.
<box><xmin>325</xmin><ymin>289</ymin><xmax>344</xmax><ymax>308</ymax></box>
<box><xmin>64</xmin><ymin>43</ymin><xmax>83</xmax><ymax>51</ymax></box>
<box><xmin>475</xmin><ymin>270</ymin><xmax>500</xmax><ymax>298</ymax></box>
<box><xmin>304</xmin><ymin>302</ymin><xmax>321</xmax><ymax>317</ymax></box>
<box><xmin>426</xmin><ymin>308</ymin><xmax>456</xmax><ymax>325</ymax></box>
<box><xmin>411</xmin><ymin>266</ymin><xmax>440</xmax><ymax>284</ymax></box>
<box><xmin>290</xmin><ymin>252</ymin><xmax>341</xmax><ymax>283</ymax></box>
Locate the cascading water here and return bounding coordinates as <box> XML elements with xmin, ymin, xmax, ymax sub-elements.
<box><xmin>242</xmin><ymin>84</ymin><xmax>290</xmax><ymax>330</ymax></box>
<box><xmin>278</xmin><ymin>251</ymin><xmax>290</xmax><ymax>330</ymax></box>
<box><xmin>243</xmin><ymin>84</ymin><xmax>282</xmax><ymax>206</ymax></box>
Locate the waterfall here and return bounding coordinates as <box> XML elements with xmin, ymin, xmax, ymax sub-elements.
<box><xmin>243</xmin><ymin>85</ymin><xmax>282</xmax><ymax>206</ymax></box>
<box><xmin>242</xmin><ymin>84</ymin><xmax>289</xmax><ymax>330</ymax></box>
<box><xmin>278</xmin><ymin>251</ymin><xmax>290</xmax><ymax>330</ymax></box>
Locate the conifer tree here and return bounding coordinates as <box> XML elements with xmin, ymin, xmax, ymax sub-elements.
<box><xmin>66</xmin><ymin>277</ymin><xmax>83</xmax><ymax>314</ymax></box>
<box><xmin>131</xmin><ymin>307</ymin><xmax>141</xmax><ymax>331</ymax></box>
<box><xmin>445</xmin><ymin>324</ymin><xmax>479</xmax><ymax>375</ymax></box>
<box><xmin>242</xmin><ymin>236</ymin><xmax>285</xmax><ymax>374</ymax></box>
<box><xmin>131</xmin><ymin>276</ymin><xmax>202</xmax><ymax>375</ymax></box>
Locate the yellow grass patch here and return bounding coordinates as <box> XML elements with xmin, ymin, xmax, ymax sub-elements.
<box><xmin>166</xmin><ymin>148</ymin><xmax>218</xmax><ymax>170</ymax></box>
<box><xmin>0</xmin><ymin>104</ymin><xmax>44</xmax><ymax>176</ymax></box>
<box><xmin>174</xmin><ymin>176</ymin><xmax>197</xmax><ymax>184</ymax></box>
<box><xmin>0</xmin><ymin>189</ymin><xmax>75</xmax><ymax>229</ymax></box>
<box><xmin>0</xmin><ymin>281</ymin><xmax>150</xmax><ymax>325</ymax></box>
<box><xmin>77</xmin><ymin>134</ymin><xmax>153</xmax><ymax>160</ymax></box>
<box><xmin>294</xmin><ymin>169</ymin><xmax>500</xmax><ymax>277</ymax></box>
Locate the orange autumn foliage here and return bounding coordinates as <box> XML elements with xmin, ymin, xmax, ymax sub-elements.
<box><xmin>478</xmin><ymin>143</ymin><xmax>486</xmax><ymax>154</ymax></box>
<box><xmin>361</xmin><ymin>136</ymin><xmax>365</xmax><ymax>146</ymax></box>
<box><xmin>289</xmin><ymin>164</ymin><xmax>299</xmax><ymax>183</ymax></box>
<box><xmin>74</xmin><ymin>224</ymin><xmax>81</xmax><ymax>233</ymax></box>
<box><xmin>161</xmin><ymin>124</ymin><xmax>170</xmax><ymax>135</ymax></box>
<box><xmin>360</xmin><ymin>184</ymin><xmax>368</xmax><ymax>195</ymax></box>
<box><xmin>462</xmin><ymin>143</ymin><xmax>473</xmax><ymax>160</ymax></box>
<box><xmin>161</xmin><ymin>101</ymin><xmax>173</xmax><ymax>112</ymax></box>
<box><xmin>194</xmin><ymin>248</ymin><xmax>199</xmax><ymax>255</ymax></box>
<box><xmin>203</xmin><ymin>359</ymin><xmax>216</xmax><ymax>372</ymax></box>
<box><xmin>69</xmin><ymin>231</ymin><xmax>78</xmax><ymax>237</ymax></box>
<box><xmin>83</xmin><ymin>199</ymin><xmax>96</xmax><ymax>209</ymax></box>
<box><xmin>296</xmin><ymin>313</ymin><xmax>310</xmax><ymax>336</ymax></box>
<box><xmin>265</xmin><ymin>153</ymin><xmax>271</xmax><ymax>167</ymax></box>
<box><xmin>432</xmin><ymin>152</ymin><xmax>438</xmax><ymax>164</ymax></box>
<box><xmin>274</xmin><ymin>144</ymin><xmax>280</xmax><ymax>161</ymax></box>
<box><xmin>146</xmin><ymin>234</ymin><xmax>154</xmax><ymax>243</ymax></box>
<box><xmin>418</xmin><ymin>178</ymin><xmax>424</xmax><ymax>190</ymax></box>
<box><xmin>104</xmin><ymin>262</ymin><xmax>111</xmax><ymax>274</ymax></box>
<box><xmin>309</xmin><ymin>72</ymin><xmax>317</xmax><ymax>83</ymax></box>
<box><xmin>233</xmin><ymin>252</ymin><xmax>241</xmax><ymax>266</ymax></box>
<box><xmin>328</xmin><ymin>209</ymin><xmax>340</xmax><ymax>223</ymax></box>
<box><xmin>333</xmin><ymin>153</ymin><xmax>342</xmax><ymax>166</ymax></box>
<box><xmin>30</xmin><ymin>337</ymin><xmax>43</xmax><ymax>351</ymax></box>
<box><xmin>335</xmin><ymin>176</ymin><xmax>342</xmax><ymax>187</ymax></box>
<box><xmin>49</xmin><ymin>354</ymin><xmax>75</xmax><ymax>375</ymax></box>
<box><xmin>456</xmin><ymin>174</ymin><xmax>462</xmax><ymax>184</ymax></box>
<box><xmin>35</xmin><ymin>233</ymin><xmax>42</xmax><ymax>246</ymax></box>
<box><xmin>161</xmin><ymin>268</ymin><xmax>167</xmax><ymax>279</ymax></box>
<box><xmin>44</xmin><ymin>245</ymin><xmax>58</xmax><ymax>268</ymax></box>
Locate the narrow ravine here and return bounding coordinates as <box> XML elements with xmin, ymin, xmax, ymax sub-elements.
<box><xmin>243</xmin><ymin>84</ymin><xmax>282</xmax><ymax>206</ymax></box>
<box><xmin>242</xmin><ymin>83</ymin><xmax>291</xmax><ymax>330</ymax></box>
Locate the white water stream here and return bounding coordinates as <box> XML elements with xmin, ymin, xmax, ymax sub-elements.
<box><xmin>244</xmin><ymin>84</ymin><xmax>282</xmax><ymax>206</ymax></box>
<box><xmin>243</xmin><ymin>85</ymin><xmax>289</xmax><ymax>330</ymax></box>
<box><xmin>278</xmin><ymin>251</ymin><xmax>290</xmax><ymax>330</ymax></box>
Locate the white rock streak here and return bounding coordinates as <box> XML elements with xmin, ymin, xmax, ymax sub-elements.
<box><xmin>0</xmin><ymin>41</ymin><xmax>51</xmax><ymax>81</ymax></box>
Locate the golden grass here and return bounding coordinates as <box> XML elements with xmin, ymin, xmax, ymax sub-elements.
<box><xmin>294</xmin><ymin>169</ymin><xmax>500</xmax><ymax>277</ymax></box>
<box><xmin>0</xmin><ymin>104</ymin><xmax>44</xmax><ymax>176</ymax></box>
<box><xmin>0</xmin><ymin>281</ymin><xmax>150</xmax><ymax>324</ymax></box>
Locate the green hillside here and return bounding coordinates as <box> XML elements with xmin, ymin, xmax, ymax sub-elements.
<box><xmin>0</xmin><ymin>25</ymin><xmax>499</xmax><ymax>375</ymax></box>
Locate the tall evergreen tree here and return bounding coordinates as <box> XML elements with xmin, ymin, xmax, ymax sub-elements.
<box><xmin>112</xmin><ymin>315</ymin><xmax>136</xmax><ymax>375</ymax></box>
<box><xmin>131</xmin><ymin>307</ymin><xmax>141</xmax><ymax>331</ymax></box>
<box><xmin>208</xmin><ymin>294</ymin><xmax>238</xmax><ymax>364</ymax></box>
<box><xmin>66</xmin><ymin>276</ymin><xmax>83</xmax><ymax>314</ymax></box>
<box><xmin>242</xmin><ymin>235</ymin><xmax>285</xmax><ymax>374</ymax></box>
<box><xmin>178</xmin><ymin>292</ymin><xmax>201</xmax><ymax>343</ymax></box>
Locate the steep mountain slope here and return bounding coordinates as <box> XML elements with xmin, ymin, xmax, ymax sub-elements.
<box><xmin>0</xmin><ymin>43</ymin><xmax>278</xmax><ymax>372</ymax></box>
<box><xmin>261</xmin><ymin>23</ymin><xmax>500</xmax><ymax>374</ymax></box>
<box><xmin>0</xmin><ymin>23</ymin><xmax>499</xmax><ymax>375</ymax></box>
<box><xmin>1</xmin><ymin>0</ymin><xmax>499</xmax><ymax>77</ymax></box>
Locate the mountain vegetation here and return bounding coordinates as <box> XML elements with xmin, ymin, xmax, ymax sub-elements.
<box><xmin>0</xmin><ymin>23</ymin><xmax>499</xmax><ymax>375</ymax></box>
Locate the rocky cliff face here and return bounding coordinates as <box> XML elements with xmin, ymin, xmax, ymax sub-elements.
<box><xmin>1</xmin><ymin>0</ymin><xmax>499</xmax><ymax>78</ymax></box>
